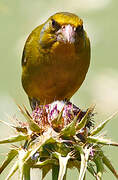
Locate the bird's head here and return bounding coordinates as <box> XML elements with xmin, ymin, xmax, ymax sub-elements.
<box><xmin>39</xmin><ymin>12</ymin><xmax>85</xmax><ymax>48</ymax></box>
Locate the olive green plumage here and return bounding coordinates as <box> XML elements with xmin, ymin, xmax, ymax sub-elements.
<box><xmin>22</xmin><ymin>12</ymin><xmax>90</xmax><ymax>108</ymax></box>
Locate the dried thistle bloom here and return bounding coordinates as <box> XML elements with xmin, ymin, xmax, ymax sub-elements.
<box><xmin>0</xmin><ymin>101</ymin><xmax>118</xmax><ymax>180</ymax></box>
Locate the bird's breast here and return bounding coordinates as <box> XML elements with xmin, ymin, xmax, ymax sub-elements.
<box><xmin>36</xmin><ymin>42</ymin><xmax>81</xmax><ymax>91</ymax></box>
<box><xmin>22</xmin><ymin>41</ymin><xmax>89</xmax><ymax>104</ymax></box>
<box><xmin>50</xmin><ymin>41</ymin><xmax>77</xmax><ymax>64</ymax></box>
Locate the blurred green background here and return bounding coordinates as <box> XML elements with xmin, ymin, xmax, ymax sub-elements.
<box><xmin>0</xmin><ymin>0</ymin><xmax>118</xmax><ymax>179</ymax></box>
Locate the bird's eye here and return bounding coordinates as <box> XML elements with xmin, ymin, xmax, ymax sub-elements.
<box><xmin>51</xmin><ymin>19</ymin><xmax>60</xmax><ymax>30</ymax></box>
<box><xmin>76</xmin><ymin>25</ymin><xmax>83</xmax><ymax>33</ymax></box>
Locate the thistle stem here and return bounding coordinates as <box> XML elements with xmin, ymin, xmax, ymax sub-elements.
<box><xmin>23</xmin><ymin>164</ymin><xmax>30</xmax><ymax>180</ymax></box>
<box><xmin>52</xmin><ymin>165</ymin><xmax>59</xmax><ymax>180</ymax></box>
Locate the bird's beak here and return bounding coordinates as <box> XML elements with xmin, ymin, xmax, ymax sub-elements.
<box><xmin>57</xmin><ymin>24</ymin><xmax>76</xmax><ymax>43</ymax></box>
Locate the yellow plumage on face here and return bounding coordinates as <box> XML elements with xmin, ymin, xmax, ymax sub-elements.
<box><xmin>21</xmin><ymin>12</ymin><xmax>90</xmax><ymax>109</ymax></box>
<box><xmin>50</xmin><ymin>12</ymin><xmax>83</xmax><ymax>27</ymax></box>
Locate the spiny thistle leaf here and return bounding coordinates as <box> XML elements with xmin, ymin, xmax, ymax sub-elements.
<box><xmin>67</xmin><ymin>160</ymin><xmax>80</xmax><ymax>173</ymax></box>
<box><xmin>15</xmin><ymin>126</ymin><xmax>28</xmax><ymax>134</ymax></box>
<box><xmin>76</xmin><ymin>105</ymin><xmax>94</xmax><ymax>131</ymax></box>
<box><xmin>5</xmin><ymin>161</ymin><xmax>18</xmax><ymax>180</ymax></box>
<box><xmin>0</xmin><ymin>149</ymin><xmax>18</xmax><ymax>174</ymax></box>
<box><xmin>60</xmin><ymin>119</ymin><xmax>76</xmax><ymax>137</ymax></box>
<box><xmin>51</xmin><ymin>109</ymin><xmax>64</xmax><ymax>130</ymax></box>
<box><xmin>87</xmin><ymin>163</ymin><xmax>100</xmax><ymax>180</ymax></box>
<box><xmin>90</xmin><ymin>111</ymin><xmax>118</xmax><ymax>136</ymax></box>
<box><xmin>0</xmin><ymin>119</ymin><xmax>28</xmax><ymax>134</ymax></box>
<box><xmin>93</xmin><ymin>156</ymin><xmax>104</xmax><ymax>180</ymax></box>
<box><xmin>60</xmin><ymin>111</ymin><xmax>81</xmax><ymax>137</ymax></box>
<box><xmin>0</xmin><ymin>119</ymin><xmax>15</xmax><ymax>129</ymax></box>
<box><xmin>87</xmin><ymin>136</ymin><xmax>118</xmax><ymax>146</ymax></box>
<box><xmin>18</xmin><ymin>149</ymin><xmax>28</xmax><ymax>180</ymax></box>
<box><xmin>25</xmin><ymin>135</ymin><xmax>56</xmax><ymax>164</ymax></box>
<box><xmin>18</xmin><ymin>105</ymin><xmax>42</xmax><ymax>133</ymax></box>
<box><xmin>42</xmin><ymin>164</ymin><xmax>52</xmax><ymax>180</ymax></box>
<box><xmin>0</xmin><ymin>134</ymin><xmax>28</xmax><ymax>144</ymax></box>
<box><xmin>102</xmin><ymin>154</ymin><xmax>118</xmax><ymax>179</ymax></box>
<box><xmin>33</xmin><ymin>159</ymin><xmax>58</xmax><ymax>168</ymax></box>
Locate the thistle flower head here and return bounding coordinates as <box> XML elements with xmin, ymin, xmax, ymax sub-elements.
<box><xmin>0</xmin><ymin>101</ymin><xmax>118</xmax><ymax>180</ymax></box>
<box><xmin>32</xmin><ymin>101</ymin><xmax>91</xmax><ymax>132</ymax></box>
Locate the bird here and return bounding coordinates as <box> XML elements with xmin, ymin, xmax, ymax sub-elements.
<box><xmin>21</xmin><ymin>12</ymin><xmax>91</xmax><ymax>109</ymax></box>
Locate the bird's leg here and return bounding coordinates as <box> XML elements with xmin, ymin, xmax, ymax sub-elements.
<box><xmin>63</xmin><ymin>98</ymin><xmax>70</xmax><ymax>104</ymax></box>
<box><xmin>29</xmin><ymin>97</ymin><xmax>40</xmax><ymax>110</ymax></box>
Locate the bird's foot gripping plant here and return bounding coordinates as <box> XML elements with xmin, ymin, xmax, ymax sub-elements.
<box><xmin>0</xmin><ymin>101</ymin><xmax>118</xmax><ymax>180</ymax></box>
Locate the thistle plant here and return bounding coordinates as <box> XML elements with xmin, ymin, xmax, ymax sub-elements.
<box><xmin>0</xmin><ymin>100</ymin><xmax>118</xmax><ymax>180</ymax></box>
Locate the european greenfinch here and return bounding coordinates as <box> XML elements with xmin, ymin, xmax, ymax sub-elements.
<box><xmin>21</xmin><ymin>12</ymin><xmax>90</xmax><ymax>109</ymax></box>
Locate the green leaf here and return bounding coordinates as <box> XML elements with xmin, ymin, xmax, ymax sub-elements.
<box><xmin>87</xmin><ymin>163</ymin><xmax>100</xmax><ymax>180</ymax></box>
<box><xmin>15</xmin><ymin>126</ymin><xmax>28</xmax><ymax>134</ymax></box>
<box><xmin>33</xmin><ymin>159</ymin><xmax>58</xmax><ymax>168</ymax></box>
<box><xmin>102</xmin><ymin>154</ymin><xmax>118</xmax><ymax>179</ymax></box>
<box><xmin>94</xmin><ymin>156</ymin><xmax>104</xmax><ymax>180</ymax></box>
<box><xmin>18</xmin><ymin>105</ymin><xmax>42</xmax><ymax>133</ymax></box>
<box><xmin>0</xmin><ymin>149</ymin><xmax>18</xmax><ymax>174</ymax></box>
<box><xmin>67</xmin><ymin>160</ymin><xmax>80</xmax><ymax>172</ymax></box>
<box><xmin>0</xmin><ymin>134</ymin><xmax>28</xmax><ymax>144</ymax></box>
<box><xmin>76</xmin><ymin>105</ymin><xmax>94</xmax><ymax>131</ymax></box>
<box><xmin>42</xmin><ymin>164</ymin><xmax>52</xmax><ymax>180</ymax></box>
<box><xmin>18</xmin><ymin>149</ymin><xmax>27</xmax><ymax>180</ymax></box>
<box><xmin>87</xmin><ymin>136</ymin><xmax>118</xmax><ymax>146</ymax></box>
<box><xmin>51</xmin><ymin>109</ymin><xmax>64</xmax><ymax>129</ymax></box>
<box><xmin>60</xmin><ymin>111</ymin><xmax>81</xmax><ymax>137</ymax></box>
<box><xmin>0</xmin><ymin>119</ymin><xmax>15</xmax><ymax>129</ymax></box>
<box><xmin>0</xmin><ymin>119</ymin><xmax>28</xmax><ymax>134</ymax></box>
<box><xmin>25</xmin><ymin>133</ymin><xmax>56</xmax><ymax>163</ymax></box>
<box><xmin>90</xmin><ymin>111</ymin><xmax>118</xmax><ymax>136</ymax></box>
<box><xmin>5</xmin><ymin>161</ymin><xmax>18</xmax><ymax>180</ymax></box>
